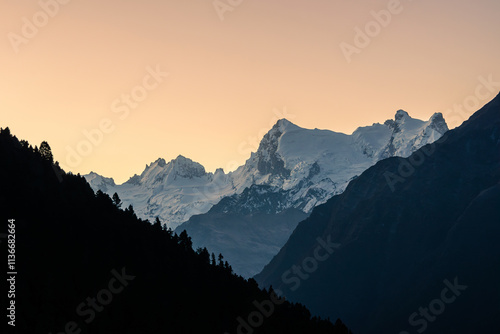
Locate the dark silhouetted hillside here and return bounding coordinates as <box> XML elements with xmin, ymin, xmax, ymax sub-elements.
<box><xmin>0</xmin><ymin>128</ymin><xmax>351</xmax><ymax>334</ymax></box>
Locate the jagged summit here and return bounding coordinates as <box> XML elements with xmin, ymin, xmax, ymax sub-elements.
<box><xmin>84</xmin><ymin>109</ymin><xmax>451</xmax><ymax>275</ymax></box>
<box><xmin>167</xmin><ymin>155</ymin><xmax>206</xmax><ymax>178</ymax></box>
<box><xmin>428</xmin><ymin>112</ymin><xmax>448</xmax><ymax>133</ymax></box>
<box><xmin>85</xmin><ymin>110</ymin><xmax>449</xmax><ymax>230</ymax></box>
<box><xmin>255</xmin><ymin>120</ymin><xmax>292</xmax><ymax>177</ymax></box>
<box><xmin>85</xmin><ymin>171</ymin><xmax>116</xmax><ymax>192</ymax></box>
<box><xmin>430</xmin><ymin>111</ymin><xmax>444</xmax><ymax>119</ymax></box>
<box><xmin>143</xmin><ymin>158</ymin><xmax>166</xmax><ymax>173</ymax></box>
<box><xmin>173</xmin><ymin>154</ymin><xmax>187</xmax><ymax>161</ymax></box>
<box><xmin>255</xmin><ymin>93</ymin><xmax>500</xmax><ymax>333</ymax></box>
<box><xmin>274</xmin><ymin>118</ymin><xmax>300</xmax><ymax>133</ymax></box>
<box><xmin>86</xmin><ymin>171</ymin><xmax>113</xmax><ymax>182</ymax></box>
<box><xmin>395</xmin><ymin>109</ymin><xmax>410</xmax><ymax>121</ymax></box>
<box><xmin>155</xmin><ymin>157</ymin><xmax>167</xmax><ymax>167</ymax></box>
<box><xmin>384</xmin><ymin>109</ymin><xmax>412</xmax><ymax>128</ymax></box>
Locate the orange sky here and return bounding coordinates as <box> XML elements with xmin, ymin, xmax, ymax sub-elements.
<box><xmin>1</xmin><ymin>0</ymin><xmax>499</xmax><ymax>183</ymax></box>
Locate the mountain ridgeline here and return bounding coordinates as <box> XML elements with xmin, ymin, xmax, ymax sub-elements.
<box><xmin>0</xmin><ymin>129</ymin><xmax>351</xmax><ymax>333</ymax></box>
<box><xmin>86</xmin><ymin>112</ymin><xmax>448</xmax><ymax>229</ymax></box>
<box><xmin>87</xmin><ymin>111</ymin><xmax>448</xmax><ymax>277</ymax></box>
<box><xmin>255</xmin><ymin>93</ymin><xmax>500</xmax><ymax>333</ymax></box>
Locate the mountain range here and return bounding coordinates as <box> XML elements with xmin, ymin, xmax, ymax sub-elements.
<box><xmin>255</xmin><ymin>93</ymin><xmax>500</xmax><ymax>333</ymax></box>
<box><xmin>3</xmin><ymin>92</ymin><xmax>498</xmax><ymax>333</ymax></box>
<box><xmin>0</xmin><ymin>127</ymin><xmax>352</xmax><ymax>334</ymax></box>
<box><xmin>86</xmin><ymin>110</ymin><xmax>449</xmax><ymax>277</ymax></box>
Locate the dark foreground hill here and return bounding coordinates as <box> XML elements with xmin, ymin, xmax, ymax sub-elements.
<box><xmin>256</xmin><ymin>93</ymin><xmax>500</xmax><ymax>333</ymax></box>
<box><xmin>0</xmin><ymin>128</ymin><xmax>351</xmax><ymax>334</ymax></box>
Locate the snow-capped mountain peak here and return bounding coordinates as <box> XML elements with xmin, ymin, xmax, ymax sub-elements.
<box><xmin>428</xmin><ymin>112</ymin><xmax>448</xmax><ymax>133</ymax></box>
<box><xmin>170</xmin><ymin>110</ymin><xmax>450</xmax><ymax>277</ymax></box>
<box><xmin>275</xmin><ymin>118</ymin><xmax>300</xmax><ymax>133</ymax></box>
<box><xmin>167</xmin><ymin>155</ymin><xmax>206</xmax><ymax>179</ymax></box>
<box><xmin>395</xmin><ymin>109</ymin><xmax>410</xmax><ymax>121</ymax></box>
<box><xmin>255</xmin><ymin>120</ymin><xmax>291</xmax><ymax>178</ymax></box>
<box><xmin>360</xmin><ymin>110</ymin><xmax>450</xmax><ymax>160</ymax></box>
<box><xmin>84</xmin><ymin>111</ymin><xmax>448</xmax><ymax>229</ymax></box>
<box><xmin>134</xmin><ymin>155</ymin><xmax>208</xmax><ymax>188</ymax></box>
<box><xmin>85</xmin><ymin>171</ymin><xmax>116</xmax><ymax>192</ymax></box>
<box><xmin>155</xmin><ymin>157</ymin><xmax>167</xmax><ymax>167</ymax></box>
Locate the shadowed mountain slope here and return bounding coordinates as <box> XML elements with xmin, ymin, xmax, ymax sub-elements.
<box><xmin>256</xmin><ymin>93</ymin><xmax>500</xmax><ymax>333</ymax></box>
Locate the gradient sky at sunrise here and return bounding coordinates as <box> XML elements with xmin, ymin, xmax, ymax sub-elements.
<box><xmin>1</xmin><ymin>0</ymin><xmax>499</xmax><ymax>183</ymax></box>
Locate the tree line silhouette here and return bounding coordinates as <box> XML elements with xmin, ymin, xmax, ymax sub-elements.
<box><xmin>0</xmin><ymin>127</ymin><xmax>352</xmax><ymax>334</ymax></box>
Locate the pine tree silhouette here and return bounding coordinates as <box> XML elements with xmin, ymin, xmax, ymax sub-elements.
<box><xmin>154</xmin><ymin>216</ymin><xmax>162</xmax><ymax>231</ymax></box>
<box><xmin>112</xmin><ymin>192</ymin><xmax>122</xmax><ymax>208</ymax></box>
<box><xmin>179</xmin><ymin>230</ymin><xmax>193</xmax><ymax>251</ymax></box>
<box><xmin>39</xmin><ymin>141</ymin><xmax>54</xmax><ymax>162</ymax></box>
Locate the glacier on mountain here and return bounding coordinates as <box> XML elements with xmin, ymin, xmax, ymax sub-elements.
<box><xmin>85</xmin><ymin>111</ymin><xmax>448</xmax><ymax>229</ymax></box>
